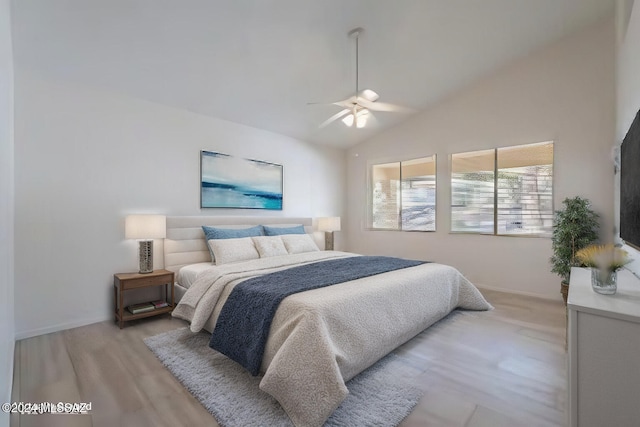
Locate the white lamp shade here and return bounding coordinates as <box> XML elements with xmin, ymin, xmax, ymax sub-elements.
<box><xmin>341</xmin><ymin>109</ymin><xmax>369</xmax><ymax>128</ymax></box>
<box><xmin>125</xmin><ymin>215</ymin><xmax>166</xmax><ymax>239</ymax></box>
<box><xmin>341</xmin><ymin>114</ymin><xmax>354</xmax><ymax>127</ymax></box>
<box><xmin>317</xmin><ymin>217</ymin><xmax>341</xmax><ymax>232</ymax></box>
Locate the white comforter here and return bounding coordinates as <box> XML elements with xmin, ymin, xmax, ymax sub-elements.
<box><xmin>172</xmin><ymin>251</ymin><xmax>492</xmax><ymax>427</ymax></box>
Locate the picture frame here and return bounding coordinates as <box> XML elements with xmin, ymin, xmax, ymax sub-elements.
<box><xmin>200</xmin><ymin>150</ymin><xmax>283</xmax><ymax>210</ymax></box>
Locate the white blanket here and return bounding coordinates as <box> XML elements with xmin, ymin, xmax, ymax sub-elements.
<box><xmin>173</xmin><ymin>251</ymin><xmax>492</xmax><ymax>427</ymax></box>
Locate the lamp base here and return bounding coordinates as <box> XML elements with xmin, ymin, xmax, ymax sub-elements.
<box><xmin>138</xmin><ymin>240</ymin><xmax>154</xmax><ymax>274</ymax></box>
<box><xmin>324</xmin><ymin>231</ymin><xmax>334</xmax><ymax>251</ymax></box>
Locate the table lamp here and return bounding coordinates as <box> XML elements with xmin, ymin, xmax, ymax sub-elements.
<box><xmin>317</xmin><ymin>217</ymin><xmax>341</xmax><ymax>251</ymax></box>
<box><xmin>125</xmin><ymin>214</ymin><xmax>166</xmax><ymax>274</ymax></box>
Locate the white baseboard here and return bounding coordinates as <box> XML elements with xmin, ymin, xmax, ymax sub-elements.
<box><xmin>475</xmin><ymin>283</ymin><xmax>562</xmax><ymax>301</ymax></box>
<box><xmin>15</xmin><ymin>314</ymin><xmax>112</xmax><ymax>341</ymax></box>
<box><xmin>13</xmin><ymin>285</ymin><xmax>561</xmax><ymax>340</ymax></box>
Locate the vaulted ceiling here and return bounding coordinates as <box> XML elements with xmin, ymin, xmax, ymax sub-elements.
<box><xmin>12</xmin><ymin>0</ymin><xmax>615</xmax><ymax>148</ymax></box>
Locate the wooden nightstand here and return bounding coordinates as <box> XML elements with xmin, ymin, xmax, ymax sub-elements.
<box><xmin>114</xmin><ymin>269</ymin><xmax>175</xmax><ymax>329</ymax></box>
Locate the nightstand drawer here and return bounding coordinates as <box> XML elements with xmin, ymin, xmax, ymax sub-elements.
<box><xmin>118</xmin><ymin>273</ymin><xmax>173</xmax><ymax>290</ymax></box>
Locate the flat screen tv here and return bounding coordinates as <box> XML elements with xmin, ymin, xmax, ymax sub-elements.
<box><xmin>620</xmin><ymin>109</ymin><xmax>640</xmax><ymax>251</ymax></box>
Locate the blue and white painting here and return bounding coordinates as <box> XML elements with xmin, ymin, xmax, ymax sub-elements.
<box><xmin>200</xmin><ymin>151</ymin><xmax>283</xmax><ymax>210</ymax></box>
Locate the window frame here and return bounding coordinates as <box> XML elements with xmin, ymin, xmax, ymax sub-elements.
<box><xmin>449</xmin><ymin>141</ymin><xmax>554</xmax><ymax>238</ymax></box>
<box><xmin>367</xmin><ymin>154</ymin><xmax>437</xmax><ymax>232</ymax></box>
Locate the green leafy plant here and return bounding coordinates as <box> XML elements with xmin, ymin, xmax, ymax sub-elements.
<box><xmin>550</xmin><ymin>197</ymin><xmax>600</xmax><ymax>285</ymax></box>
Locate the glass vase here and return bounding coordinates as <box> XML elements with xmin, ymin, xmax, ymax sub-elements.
<box><xmin>591</xmin><ymin>268</ymin><xmax>617</xmax><ymax>295</ymax></box>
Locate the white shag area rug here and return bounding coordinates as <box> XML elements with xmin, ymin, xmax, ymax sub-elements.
<box><xmin>144</xmin><ymin>328</ymin><xmax>421</xmax><ymax>427</ymax></box>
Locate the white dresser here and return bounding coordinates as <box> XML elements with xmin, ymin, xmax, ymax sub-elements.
<box><xmin>567</xmin><ymin>267</ymin><xmax>640</xmax><ymax>427</ymax></box>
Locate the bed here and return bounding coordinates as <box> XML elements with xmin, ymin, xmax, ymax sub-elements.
<box><xmin>164</xmin><ymin>216</ymin><xmax>492</xmax><ymax>427</ymax></box>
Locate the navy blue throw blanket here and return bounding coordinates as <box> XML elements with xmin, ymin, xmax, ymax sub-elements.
<box><xmin>209</xmin><ymin>256</ymin><xmax>425</xmax><ymax>375</ymax></box>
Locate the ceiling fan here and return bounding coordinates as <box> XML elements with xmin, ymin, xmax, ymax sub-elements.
<box><xmin>310</xmin><ymin>27</ymin><xmax>414</xmax><ymax>129</ymax></box>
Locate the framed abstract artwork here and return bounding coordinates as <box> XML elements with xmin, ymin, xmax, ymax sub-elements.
<box><xmin>200</xmin><ymin>150</ymin><xmax>283</xmax><ymax>210</ymax></box>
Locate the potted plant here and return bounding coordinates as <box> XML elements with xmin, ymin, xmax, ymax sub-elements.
<box><xmin>550</xmin><ymin>196</ymin><xmax>599</xmax><ymax>304</ymax></box>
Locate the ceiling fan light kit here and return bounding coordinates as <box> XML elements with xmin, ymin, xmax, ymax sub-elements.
<box><xmin>342</xmin><ymin>108</ymin><xmax>369</xmax><ymax>128</ymax></box>
<box><xmin>309</xmin><ymin>27</ymin><xmax>413</xmax><ymax>130</ymax></box>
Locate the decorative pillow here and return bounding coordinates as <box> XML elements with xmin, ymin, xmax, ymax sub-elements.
<box><xmin>202</xmin><ymin>225</ymin><xmax>264</xmax><ymax>262</ymax></box>
<box><xmin>202</xmin><ymin>225</ymin><xmax>264</xmax><ymax>240</ymax></box>
<box><xmin>281</xmin><ymin>234</ymin><xmax>320</xmax><ymax>254</ymax></box>
<box><xmin>207</xmin><ymin>237</ymin><xmax>260</xmax><ymax>265</ymax></box>
<box><xmin>252</xmin><ymin>236</ymin><xmax>288</xmax><ymax>258</ymax></box>
<box><xmin>263</xmin><ymin>224</ymin><xmax>306</xmax><ymax>236</ymax></box>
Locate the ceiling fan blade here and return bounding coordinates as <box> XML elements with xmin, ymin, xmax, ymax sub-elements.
<box><xmin>307</xmin><ymin>101</ymin><xmax>341</xmax><ymax>106</ymax></box>
<box><xmin>357</xmin><ymin>98</ymin><xmax>415</xmax><ymax>113</ymax></box>
<box><xmin>332</xmin><ymin>100</ymin><xmax>355</xmax><ymax>109</ymax></box>
<box><xmin>319</xmin><ymin>109</ymin><xmax>350</xmax><ymax>128</ymax></box>
<box><xmin>308</xmin><ymin>97</ymin><xmax>355</xmax><ymax>109</ymax></box>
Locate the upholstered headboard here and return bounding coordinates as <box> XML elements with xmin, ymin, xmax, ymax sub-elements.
<box><xmin>163</xmin><ymin>216</ymin><xmax>314</xmax><ymax>273</ymax></box>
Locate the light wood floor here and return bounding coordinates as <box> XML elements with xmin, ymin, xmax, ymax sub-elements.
<box><xmin>11</xmin><ymin>289</ymin><xmax>567</xmax><ymax>427</ymax></box>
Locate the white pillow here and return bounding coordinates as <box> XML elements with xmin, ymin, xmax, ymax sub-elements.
<box><xmin>281</xmin><ymin>234</ymin><xmax>320</xmax><ymax>254</ymax></box>
<box><xmin>207</xmin><ymin>237</ymin><xmax>260</xmax><ymax>265</ymax></box>
<box><xmin>252</xmin><ymin>236</ymin><xmax>288</xmax><ymax>258</ymax></box>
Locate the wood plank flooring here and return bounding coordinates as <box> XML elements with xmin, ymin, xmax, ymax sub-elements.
<box><xmin>10</xmin><ymin>289</ymin><xmax>567</xmax><ymax>427</ymax></box>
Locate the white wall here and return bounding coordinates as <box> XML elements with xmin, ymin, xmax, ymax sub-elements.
<box><xmin>14</xmin><ymin>70</ymin><xmax>346</xmax><ymax>339</ymax></box>
<box><xmin>0</xmin><ymin>0</ymin><xmax>14</xmax><ymax>421</ymax></box>
<box><xmin>347</xmin><ymin>18</ymin><xmax>615</xmax><ymax>300</ymax></box>
<box><xmin>616</xmin><ymin>1</ymin><xmax>640</xmax><ymax>277</ymax></box>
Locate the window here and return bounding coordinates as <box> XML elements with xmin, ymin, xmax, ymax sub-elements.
<box><xmin>451</xmin><ymin>141</ymin><xmax>553</xmax><ymax>236</ymax></box>
<box><xmin>370</xmin><ymin>155</ymin><xmax>436</xmax><ymax>231</ymax></box>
